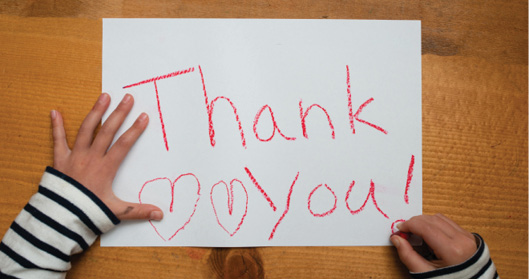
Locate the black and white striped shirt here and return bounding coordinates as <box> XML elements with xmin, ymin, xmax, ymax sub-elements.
<box><xmin>0</xmin><ymin>167</ymin><xmax>119</xmax><ymax>278</ymax></box>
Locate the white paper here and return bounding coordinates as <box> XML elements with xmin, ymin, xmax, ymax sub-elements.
<box><xmin>101</xmin><ymin>19</ymin><xmax>421</xmax><ymax>247</ymax></box>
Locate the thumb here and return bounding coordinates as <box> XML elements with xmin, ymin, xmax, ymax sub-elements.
<box><xmin>391</xmin><ymin>235</ymin><xmax>433</xmax><ymax>273</ymax></box>
<box><xmin>114</xmin><ymin>201</ymin><xmax>164</xmax><ymax>221</ymax></box>
<box><xmin>50</xmin><ymin>110</ymin><xmax>70</xmax><ymax>163</ymax></box>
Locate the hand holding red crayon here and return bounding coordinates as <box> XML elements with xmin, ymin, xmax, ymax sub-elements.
<box><xmin>390</xmin><ymin>214</ymin><xmax>479</xmax><ymax>273</ymax></box>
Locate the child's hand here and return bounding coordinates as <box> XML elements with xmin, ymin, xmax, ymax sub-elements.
<box><xmin>391</xmin><ymin>213</ymin><xmax>477</xmax><ymax>273</ymax></box>
<box><xmin>50</xmin><ymin>93</ymin><xmax>163</xmax><ymax>221</ymax></box>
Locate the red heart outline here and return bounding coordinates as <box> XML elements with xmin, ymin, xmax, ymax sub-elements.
<box><xmin>139</xmin><ymin>173</ymin><xmax>201</xmax><ymax>241</ymax></box>
<box><xmin>210</xmin><ymin>179</ymin><xmax>248</xmax><ymax>237</ymax></box>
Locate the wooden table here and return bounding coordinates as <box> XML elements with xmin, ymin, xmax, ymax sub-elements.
<box><xmin>1</xmin><ymin>1</ymin><xmax>527</xmax><ymax>278</ymax></box>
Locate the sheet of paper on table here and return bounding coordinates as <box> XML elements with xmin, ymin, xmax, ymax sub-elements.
<box><xmin>101</xmin><ymin>19</ymin><xmax>421</xmax><ymax>247</ymax></box>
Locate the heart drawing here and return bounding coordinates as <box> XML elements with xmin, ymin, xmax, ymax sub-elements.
<box><xmin>210</xmin><ymin>179</ymin><xmax>248</xmax><ymax>237</ymax></box>
<box><xmin>139</xmin><ymin>174</ymin><xmax>201</xmax><ymax>241</ymax></box>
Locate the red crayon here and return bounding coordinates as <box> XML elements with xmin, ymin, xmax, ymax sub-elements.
<box><xmin>391</xmin><ymin>231</ymin><xmax>423</xmax><ymax>247</ymax></box>
<box><xmin>391</xmin><ymin>231</ymin><xmax>411</xmax><ymax>240</ymax></box>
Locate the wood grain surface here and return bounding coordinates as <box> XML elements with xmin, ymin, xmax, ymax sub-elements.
<box><xmin>0</xmin><ymin>1</ymin><xmax>527</xmax><ymax>278</ymax></box>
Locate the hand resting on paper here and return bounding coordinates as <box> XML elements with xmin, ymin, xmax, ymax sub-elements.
<box><xmin>390</xmin><ymin>213</ymin><xmax>479</xmax><ymax>273</ymax></box>
<box><xmin>0</xmin><ymin>93</ymin><xmax>166</xmax><ymax>278</ymax></box>
<box><xmin>50</xmin><ymin>93</ymin><xmax>163</xmax><ymax>221</ymax></box>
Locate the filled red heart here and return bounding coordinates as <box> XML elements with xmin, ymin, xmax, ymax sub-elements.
<box><xmin>139</xmin><ymin>173</ymin><xmax>201</xmax><ymax>241</ymax></box>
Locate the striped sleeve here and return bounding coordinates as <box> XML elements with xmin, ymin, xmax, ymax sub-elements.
<box><xmin>410</xmin><ymin>234</ymin><xmax>499</xmax><ymax>279</ymax></box>
<box><xmin>0</xmin><ymin>167</ymin><xmax>120</xmax><ymax>279</ymax></box>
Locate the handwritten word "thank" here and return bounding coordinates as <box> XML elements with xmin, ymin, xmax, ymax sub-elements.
<box><xmin>123</xmin><ymin>65</ymin><xmax>387</xmax><ymax>151</ymax></box>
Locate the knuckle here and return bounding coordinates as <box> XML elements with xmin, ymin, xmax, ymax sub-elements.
<box><xmin>115</xmin><ymin>134</ymin><xmax>134</xmax><ymax>148</ymax></box>
<box><xmin>115</xmin><ymin>100</ymin><xmax>132</xmax><ymax>113</ymax></box>
<box><xmin>408</xmin><ymin>215</ymin><xmax>425</xmax><ymax>224</ymax></box>
<box><xmin>463</xmin><ymin>235</ymin><xmax>478</xmax><ymax>251</ymax></box>
<box><xmin>408</xmin><ymin>216</ymin><xmax>419</xmax><ymax>222</ymax></box>
<box><xmin>406</xmin><ymin>215</ymin><xmax>420</xmax><ymax>225</ymax></box>
<box><xmin>138</xmin><ymin>208</ymin><xmax>151</xmax><ymax>219</ymax></box>
<box><xmin>53</xmin><ymin>137</ymin><xmax>65</xmax><ymax>145</ymax></box>
<box><xmin>98</xmin><ymin>123</ymin><xmax>115</xmax><ymax>136</ymax></box>
<box><xmin>92</xmin><ymin>103</ymin><xmax>106</xmax><ymax>113</ymax></box>
<box><xmin>119</xmin><ymin>205</ymin><xmax>149</xmax><ymax>220</ymax></box>
<box><xmin>434</xmin><ymin>213</ymin><xmax>445</xmax><ymax>218</ymax></box>
<box><xmin>77</xmin><ymin>125</ymin><xmax>92</xmax><ymax>136</ymax></box>
<box><xmin>432</xmin><ymin>213</ymin><xmax>443</xmax><ymax>221</ymax></box>
<box><xmin>419</xmin><ymin>222</ymin><xmax>437</xmax><ymax>237</ymax></box>
<box><xmin>449</xmin><ymin>245</ymin><xmax>468</xmax><ymax>259</ymax></box>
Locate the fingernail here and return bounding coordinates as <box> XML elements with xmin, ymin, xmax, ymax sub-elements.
<box><xmin>150</xmin><ymin>211</ymin><xmax>163</xmax><ymax>221</ymax></box>
<box><xmin>50</xmin><ymin>110</ymin><xmax>57</xmax><ymax>120</ymax></box>
<box><xmin>391</xmin><ymin>236</ymin><xmax>400</xmax><ymax>248</ymax></box>
<box><xmin>122</xmin><ymin>94</ymin><xmax>132</xmax><ymax>104</ymax></box>
<box><xmin>138</xmin><ymin>112</ymin><xmax>148</xmax><ymax>122</ymax></box>
<box><xmin>396</xmin><ymin>223</ymin><xmax>403</xmax><ymax>230</ymax></box>
<box><xmin>99</xmin><ymin>93</ymin><xmax>110</xmax><ymax>104</ymax></box>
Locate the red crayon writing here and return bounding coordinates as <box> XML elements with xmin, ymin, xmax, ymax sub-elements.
<box><xmin>123</xmin><ymin>67</ymin><xmax>195</xmax><ymax>151</ymax></box>
<box><xmin>139</xmin><ymin>154</ymin><xmax>415</xmax><ymax>241</ymax></box>
<box><xmin>307</xmin><ymin>183</ymin><xmax>337</xmax><ymax>217</ymax></box>
<box><xmin>123</xmin><ymin>64</ymin><xmax>388</xmax><ymax>150</ymax></box>
<box><xmin>125</xmin><ymin>65</ymin><xmax>416</xmax><ymax>242</ymax></box>
<box><xmin>253</xmin><ymin>105</ymin><xmax>296</xmax><ymax>142</ymax></box>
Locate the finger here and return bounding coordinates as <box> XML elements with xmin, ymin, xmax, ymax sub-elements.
<box><xmin>391</xmin><ymin>235</ymin><xmax>434</xmax><ymax>273</ymax></box>
<box><xmin>74</xmin><ymin>93</ymin><xmax>111</xmax><ymax>150</ymax></box>
<box><xmin>398</xmin><ymin>215</ymin><xmax>453</xmax><ymax>251</ymax></box>
<box><xmin>430</xmin><ymin>214</ymin><xmax>459</xmax><ymax>236</ymax></box>
<box><xmin>105</xmin><ymin>113</ymin><xmax>149</xmax><ymax>172</ymax></box>
<box><xmin>397</xmin><ymin>215</ymin><xmax>430</xmax><ymax>234</ymax></box>
<box><xmin>114</xmin><ymin>201</ymin><xmax>164</xmax><ymax>221</ymax></box>
<box><xmin>91</xmin><ymin>94</ymin><xmax>134</xmax><ymax>154</ymax></box>
<box><xmin>434</xmin><ymin>213</ymin><xmax>478</xmax><ymax>254</ymax></box>
<box><xmin>435</xmin><ymin>213</ymin><xmax>467</xmax><ymax>234</ymax></box>
<box><xmin>51</xmin><ymin>110</ymin><xmax>70</xmax><ymax>161</ymax></box>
